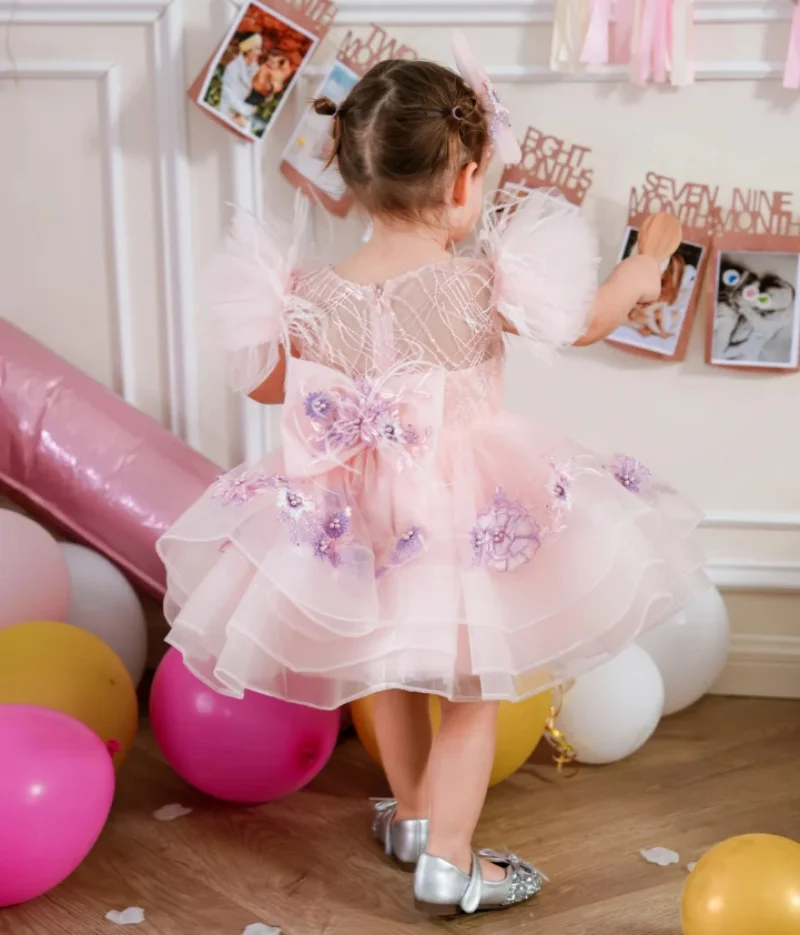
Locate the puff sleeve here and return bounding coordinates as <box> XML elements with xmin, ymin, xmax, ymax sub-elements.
<box><xmin>204</xmin><ymin>199</ymin><xmax>309</xmax><ymax>395</ymax></box>
<box><xmin>479</xmin><ymin>189</ymin><xmax>599</xmax><ymax>352</ymax></box>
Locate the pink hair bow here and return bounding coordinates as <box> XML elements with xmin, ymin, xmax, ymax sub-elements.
<box><xmin>452</xmin><ymin>31</ymin><xmax>522</xmax><ymax>165</ymax></box>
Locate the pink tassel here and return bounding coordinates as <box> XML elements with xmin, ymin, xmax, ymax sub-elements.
<box><xmin>633</xmin><ymin>0</ymin><xmax>658</xmax><ymax>85</ymax></box>
<box><xmin>612</xmin><ymin>0</ymin><xmax>635</xmax><ymax>64</ymax></box>
<box><xmin>581</xmin><ymin>0</ymin><xmax>613</xmax><ymax>66</ymax></box>
<box><xmin>651</xmin><ymin>0</ymin><xmax>672</xmax><ymax>83</ymax></box>
<box><xmin>784</xmin><ymin>0</ymin><xmax>800</xmax><ymax>89</ymax></box>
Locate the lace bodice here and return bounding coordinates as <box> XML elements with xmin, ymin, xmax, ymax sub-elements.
<box><xmin>205</xmin><ymin>189</ymin><xmax>599</xmax><ymax>412</ymax></box>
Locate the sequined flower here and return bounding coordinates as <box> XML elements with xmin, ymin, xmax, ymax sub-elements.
<box><xmin>612</xmin><ymin>456</ymin><xmax>651</xmax><ymax>493</ymax></box>
<box><xmin>391</xmin><ymin>526</ymin><xmax>424</xmax><ymax>566</ymax></box>
<box><xmin>323</xmin><ymin>509</ymin><xmax>351</xmax><ymax>540</ymax></box>
<box><xmin>471</xmin><ymin>488</ymin><xmax>540</xmax><ymax>572</ymax></box>
<box><xmin>211</xmin><ymin>469</ymin><xmax>273</xmax><ymax>506</ymax></box>
<box><xmin>304</xmin><ymin>391</ymin><xmax>336</xmax><ymax>422</ymax></box>
<box><xmin>485</xmin><ymin>81</ymin><xmax>511</xmax><ymax>140</ymax></box>
<box><xmin>276</xmin><ymin>485</ymin><xmax>314</xmax><ymax>517</ymax></box>
<box><xmin>312</xmin><ymin>535</ymin><xmax>340</xmax><ymax>567</ymax></box>
<box><xmin>550</xmin><ymin>471</ymin><xmax>570</xmax><ymax>504</ymax></box>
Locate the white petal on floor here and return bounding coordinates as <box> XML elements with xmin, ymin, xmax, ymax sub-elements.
<box><xmin>640</xmin><ymin>847</ymin><xmax>680</xmax><ymax>867</ymax></box>
<box><xmin>241</xmin><ymin>925</ymin><xmax>280</xmax><ymax>935</ymax></box>
<box><xmin>687</xmin><ymin>861</ymin><xmax>698</xmax><ymax>872</ymax></box>
<box><xmin>105</xmin><ymin>908</ymin><xmax>146</xmax><ymax>925</ymax></box>
<box><xmin>153</xmin><ymin>803</ymin><xmax>193</xmax><ymax>822</ymax></box>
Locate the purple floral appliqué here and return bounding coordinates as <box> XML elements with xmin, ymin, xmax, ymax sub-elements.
<box><xmin>304</xmin><ymin>391</ymin><xmax>336</xmax><ymax>422</ymax></box>
<box><xmin>275</xmin><ymin>485</ymin><xmax>314</xmax><ymax>518</ymax></box>
<box><xmin>612</xmin><ymin>456</ymin><xmax>652</xmax><ymax>494</ymax></box>
<box><xmin>302</xmin><ymin>380</ymin><xmax>426</xmax><ymax>459</ymax></box>
<box><xmin>211</xmin><ymin>469</ymin><xmax>274</xmax><ymax>506</ymax></box>
<box><xmin>550</xmin><ymin>471</ymin><xmax>570</xmax><ymax>504</ymax></box>
<box><xmin>471</xmin><ymin>488</ymin><xmax>540</xmax><ymax>572</ymax></box>
<box><xmin>391</xmin><ymin>526</ymin><xmax>424</xmax><ymax>565</ymax></box>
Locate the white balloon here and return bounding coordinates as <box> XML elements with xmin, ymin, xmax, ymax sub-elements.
<box><xmin>637</xmin><ymin>587</ymin><xmax>730</xmax><ymax>716</ymax></box>
<box><xmin>60</xmin><ymin>543</ymin><xmax>148</xmax><ymax>686</ymax></box>
<box><xmin>556</xmin><ymin>644</ymin><xmax>664</xmax><ymax>764</ymax></box>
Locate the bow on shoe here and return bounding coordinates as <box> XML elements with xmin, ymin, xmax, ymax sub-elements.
<box><xmin>478</xmin><ymin>847</ymin><xmax>548</xmax><ymax>888</ymax></box>
<box><xmin>370</xmin><ymin>797</ymin><xmax>398</xmax><ymax>856</ymax></box>
<box><xmin>282</xmin><ymin>358</ymin><xmax>446</xmax><ymax>477</ymax></box>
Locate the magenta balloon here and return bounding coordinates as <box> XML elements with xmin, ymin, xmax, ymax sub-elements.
<box><xmin>0</xmin><ymin>320</ymin><xmax>218</xmax><ymax>598</ymax></box>
<box><xmin>150</xmin><ymin>649</ymin><xmax>339</xmax><ymax>803</ymax></box>
<box><xmin>0</xmin><ymin>704</ymin><xmax>115</xmax><ymax>907</ymax></box>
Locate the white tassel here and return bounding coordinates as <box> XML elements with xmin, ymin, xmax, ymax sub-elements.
<box><xmin>671</xmin><ymin>0</ymin><xmax>695</xmax><ymax>85</ymax></box>
<box><xmin>551</xmin><ymin>0</ymin><xmax>590</xmax><ymax>73</ymax></box>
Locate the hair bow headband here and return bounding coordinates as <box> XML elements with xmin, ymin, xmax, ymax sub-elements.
<box><xmin>452</xmin><ymin>31</ymin><xmax>521</xmax><ymax>165</ymax></box>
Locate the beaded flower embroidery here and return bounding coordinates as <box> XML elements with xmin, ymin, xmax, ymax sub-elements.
<box><xmin>301</xmin><ymin>379</ymin><xmax>426</xmax><ymax>459</ymax></box>
<box><xmin>612</xmin><ymin>456</ymin><xmax>652</xmax><ymax>493</ymax></box>
<box><xmin>269</xmin><ymin>475</ymin><xmax>353</xmax><ymax>568</ymax></box>
<box><xmin>211</xmin><ymin>469</ymin><xmax>276</xmax><ymax>506</ymax></box>
<box><xmin>471</xmin><ymin>488</ymin><xmax>540</xmax><ymax>572</ymax></box>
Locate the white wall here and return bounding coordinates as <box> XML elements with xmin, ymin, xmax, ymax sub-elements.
<box><xmin>1</xmin><ymin>0</ymin><xmax>798</xmax><ymax>695</ymax></box>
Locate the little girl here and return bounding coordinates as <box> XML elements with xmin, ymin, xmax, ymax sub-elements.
<box><xmin>159</xmin><ymin>38</ymin><xmax>707</xmax><ymax>918</ymax></box>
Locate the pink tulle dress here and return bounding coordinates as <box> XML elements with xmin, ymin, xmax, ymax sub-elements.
<box><xmin>157</xmin><ymin>192</ymin><xmax>709</xmax><ymax>709</ymax></box>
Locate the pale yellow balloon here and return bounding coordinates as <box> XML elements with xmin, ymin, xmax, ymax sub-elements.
<box><xmin>351</xmin><ymin>692</ymin><xmax>551</xmax><ymax>787</ymax></box>
<box><xmin>682</xmin><ymin>834</ymin><xmax>800</xmax><ymax>935</ymax></box>
<box><xmin>0</xmin><ymin>621</ymin><xmax>138</xmax><ymax>769</ymax></box>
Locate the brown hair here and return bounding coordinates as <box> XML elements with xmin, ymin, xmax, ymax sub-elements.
<box><xmin>313</xmin><ymin>59</ymin><xmax>489</xmax><ymax>219</ymax></box>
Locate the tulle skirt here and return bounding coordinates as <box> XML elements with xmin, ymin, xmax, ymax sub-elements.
<box><xmin>157</xmin><ymin>410</ymin><xmax>709</xmax><ymax>709</ymax></box>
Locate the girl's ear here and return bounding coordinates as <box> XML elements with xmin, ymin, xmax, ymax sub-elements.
<box><xmin>451</xmin><ymin>161</ymin><xmax>478</xmax><ymax>207</ymax></box>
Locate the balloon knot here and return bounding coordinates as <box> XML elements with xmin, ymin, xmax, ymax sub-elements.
<box><xmin>107</xmin><ymin>738</ymin><xmax>121</xmax><ymax>756</ymax></box>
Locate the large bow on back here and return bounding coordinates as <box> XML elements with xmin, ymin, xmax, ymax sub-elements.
<box><xmin>282</xmin><ymin>358</ymin><xmax>446</xmax><ymax>477</ymax></box>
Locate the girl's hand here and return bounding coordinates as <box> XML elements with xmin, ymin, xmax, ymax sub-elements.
<box><xmin>623</xmin><ymin>254</ymin><xmax>663</xmax><ymax>305</ymax></box>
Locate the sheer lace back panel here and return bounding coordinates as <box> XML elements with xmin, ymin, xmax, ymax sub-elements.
<box><xmin>291</xmin><ymin>257</ymin><xmax>503</xmax><ymax>427</ymax></box>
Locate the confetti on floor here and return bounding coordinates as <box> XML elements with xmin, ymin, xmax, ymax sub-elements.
<box><xmin>640</xmin><ymin>847</ymin><xmax>680</xmax><ymax>867</ymax></box>
<box><xmin>105</xmin><ymin>907</ymin><xmax>146</xmax><ymax>925</ymax></box>
<box><xmin>152</xmin><ymin>803</ymin><xmax>193</xmax><ymax>822</ymax></box>
<box><xmin>242</xmin><ymin>925</ymin><xmax>281</xmax><ymax>935</ymax></box>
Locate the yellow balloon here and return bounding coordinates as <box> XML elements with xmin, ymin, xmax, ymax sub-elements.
<box><xmin>682</xmin><ymin>834</ymin><xmax>800</xmax><ymax>935</ymax></box>
<box><xmin>351</xmin><ymin>692</ymin><xmax>551</xmax><ymax>787</ymax></box>
<box><xmin>0</xmin><ymin>621</ymin><xmax>138</xmax><ymax>769</ymax></box>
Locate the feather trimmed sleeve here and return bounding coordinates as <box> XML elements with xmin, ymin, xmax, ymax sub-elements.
<box><xmin>204</xmin><ymin>198</ymin><xmax>310</xmax><ymax>395</ymax></box>
<box><xmin>479</xmin><ymin>189</ymin><xmax>599</xmax><ymax>352</ymax></box>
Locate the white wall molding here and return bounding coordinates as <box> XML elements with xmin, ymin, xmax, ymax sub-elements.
<box><xmin>334</xmin><ymin>0</ymin><xmax>795</xmax><ymax>27</ymax></box>
<box><xmin>0</xmin><ymin>61</ymin><xmax>138</xmax><ymax>406</ymax></box>
<box><xmin>715</xmin><ymin>634</ymin><xmax>800</xmax><ymax>699</ymax></box>
<box><xmin>707</xmin><ymin>560</ymin><xmax>800</xmax><ymax>593</ymax></box>
<box><xmin>0</xmin><ymin>0</ymin><xmax>167</xmax><ymax>24</ymax></box>
<box><xmin>0</xmin><ymin>0</ymin><xmax>199</xmax><ymax>446</ymax></box>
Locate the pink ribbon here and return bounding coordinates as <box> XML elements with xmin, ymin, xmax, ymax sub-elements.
<box><xmin>784</xmin><ymin>0</ymin><xmax>800</xmax><ymax>89</ymax></box>
<box><xmin>651</xmin><ymin>0</ymin><xmax>672</xmax><ymax>83</ymax></box>
<box><xmin>612</xmin><ymin>0</ymin><xmax>635</xmax><ymax>64</ymax></box>
<box><xmin>581</xmin><ymin>0</ymin><xmax>613</xmax><ymax>66</ymax></box>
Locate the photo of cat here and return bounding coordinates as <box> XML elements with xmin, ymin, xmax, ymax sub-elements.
<box><xmin>607</xmin><ymin>227</ymin><xmax>705</xmax><ymax>358</ymax></box>
<box><xmin>710</xmin><ymin>251</ymin><xmax>800</xmax><ymax>370</ymax></box>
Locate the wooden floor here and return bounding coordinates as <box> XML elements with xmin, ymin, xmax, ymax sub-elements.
<box><xmin>6</xmin><ymin>697</ymin><xmax>800</xmax><ymax>935</ymax></box>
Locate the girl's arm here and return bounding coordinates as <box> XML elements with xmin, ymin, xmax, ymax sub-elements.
<box><xmin>247</xmin><ymin>344</ymin><xmax>289</xmax><ymax>405</ymax></box>
<box><xmin>573</xmin><ymin>254</ymin><xmax>662</xmax><ymax>347</ymax></box>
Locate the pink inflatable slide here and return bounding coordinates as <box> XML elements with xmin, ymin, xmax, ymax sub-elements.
<box><xmin>0</xmin><ymin>319</ymin><xmax>218</xmax><ymax>598</ymax></box>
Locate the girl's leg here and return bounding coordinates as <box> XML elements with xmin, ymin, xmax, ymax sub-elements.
<box><xmin>372</xmin><ymin>689</ymin><xmax>433</xmax><ymax>819</ymax></box>
<box><xmin>424</xmin><ymin>699</ymin><xmax>505</xmax><ymax>881</ymax></box>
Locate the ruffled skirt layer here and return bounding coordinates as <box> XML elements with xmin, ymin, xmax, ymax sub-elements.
<box><xmin>158</xmin><ymin>411</ymin><xmax>709</xmax><ymax>709</ymax></box>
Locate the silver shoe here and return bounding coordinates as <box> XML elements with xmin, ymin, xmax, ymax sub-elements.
<box><xmin>371</xmin><ymin>798</ymin><xmax>429</xmax><ymax>869</ymax></box>
<box><xmin>413</xmin><ymin>849</ymin><xmax>545</xmax><ymax>916</ymax></box>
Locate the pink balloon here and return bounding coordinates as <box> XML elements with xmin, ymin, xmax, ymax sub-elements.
<box><xmin>150</xmin><ymin>649</ymin><xmax>339</xmax><ymax>803</ymax></box>
<box><xmin>0</xmin><ymin>704</ymin><xmax>115</xmax><ymax>907</ymax></box>
<box><xmin>0</xmin><ymin>509</ymin><xmax>70</xmax><ymax>630</ymax></box>
<box><xmin>0</xmin><ymin>319</ymin><xmax>218</xmax><ymax>598</ymax></box>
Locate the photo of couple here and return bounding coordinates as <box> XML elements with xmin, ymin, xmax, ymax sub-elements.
<box><xmin>198</xmin><ymin>2</ymin><xmax>317</xmax><ymax>141</ymax></box>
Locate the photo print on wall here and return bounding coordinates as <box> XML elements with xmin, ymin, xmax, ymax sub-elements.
<box><xmin>706</xmin><ymin>189</ymin><xmax>800</xmax><ymax>373</ymax></box>
<box><xmin>189</xmin><ymin>0</ymin><xmax>336</xmax><ymax>142</ymax></box>
<box><xmin>606</xmin><ymin>173</ymin><xmax>721</xmax><ymax>361</ymax></box>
